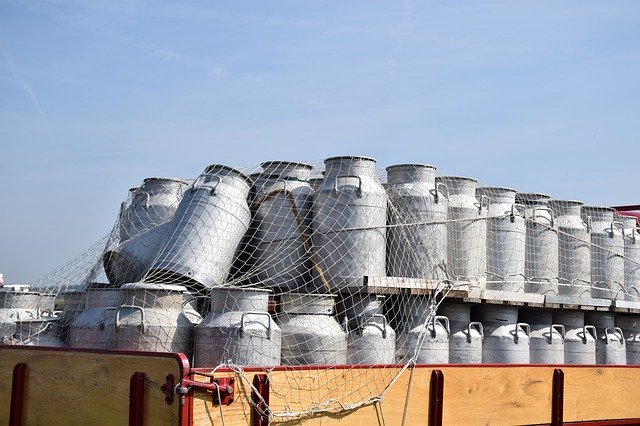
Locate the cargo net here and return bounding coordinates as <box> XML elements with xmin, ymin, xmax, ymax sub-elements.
<box><xmin>4</xmin><ymin>161</ymin><xmax>640</xmax><ymax>421</ymax></box>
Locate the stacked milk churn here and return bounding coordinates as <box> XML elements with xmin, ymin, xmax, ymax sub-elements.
<box><xmin>1</xmin><ymin>286</ymin><xmax>58</xmax><ymax>346</ymax></box>
<box><xmin>582</xmin><ymin>206</ymin><xmax>624</xmax><ymax>300</ymax></box>
<box><xmin>621</xmin><ymin>216</ymin><xmax>640</xmax><ymax>300</ymax></box>
<box><xmin>476</xmin><ymin>187</ymin><xmax>526</xmax><ymax>293</ymax></box>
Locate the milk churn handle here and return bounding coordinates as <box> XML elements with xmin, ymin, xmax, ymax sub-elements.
<box><xmin>510</xmin><ymin>203</ymin><xmax>527</xmax><ymax>222</ymax></box>
<box><xmin>610</xmin><ymin>221</ymin><xmax>624</xmax><ymax>238</ymax></box>
<box><xmin>583</xmin><ymin>325</ymin><xmax>597</xmax><ymax>342</ymax></box>
<box><xmin>275</xmin><ymin>178</ymin><xmax>289</xmax><ymax>192</ymax></box>
<box><xmin>604</xmin><ymin>326</ymin><xmax>624</xmax><ymax>344</ymax></box>
<box><xmin>371</xmin><ymin>314</ymin><xmax>388</xmax><ymax>339</ymax></box>
<box><xmin>468</xmin><ymin>321</ymin><xmax>484</xmax><ymax>342</ymax></box>
<box><xmin>551</xmin><ymin>324</ymin><xmax>565</xmax><ymax>341</ymax></box>
<box><xmin>99</xmin><ymin>307</ymin><xmax>118</xmax><ymax>330</ymax></box>
<box><xmin>434</xmin><ymin>182</ymin><xmax>449</xmax><ymax>204</ymax></box>
<box><xmin>115</xmin><ymin>305</ymin><xmax>147</xmax><ymax>334</ymax></box>
<box><xmin>634</xmin><ymin>226</ymin><xmax>640</xmax><ymax>244</ymax></box>
<box><xmin>191</xmin><ymin>175</ymin><xmax>221</xmax><ymax>195</ymax></box>
<box><xmin>240</xmin><ymin>311</ymin><xmax>272</xmax><ymax>339</ymax></box>
<box><xmin>515</xmin><ymin>322</ymin><xmax>530</xmax><ymax>343</ymax></box>
<box><xmin>532</xmin><ymin>206</ymin><xmax>554</xmax><ymax>227</ymax></box>
<box><xmin>433</xmin><ymin>315</ymin><xmax>450</xmax><ymax>336</ymax></box>
<box><xmin>333</xmin><ymin>174</ymin><xmax>362</xmax><ymax>198</ymax></box>
<box><xmin>40</xmin><ymin>308</ymin><xmax>53</xmax><ymax>318</ymax></box>
<box><xmin>478</xmin><ymin>194</ymin><xmax>489</xmax><ymax>214</ymax></box>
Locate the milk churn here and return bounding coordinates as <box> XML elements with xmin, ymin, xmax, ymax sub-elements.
<box><xmin>277</xmin><ymin>293</ymin><xmax>347</xmax><ymax>365</ymax></box>
<box><xmin>68</xmin><ymin>287</ymin><xmax>121</xmax><ymax>348</ymax></box>
<box><xmin>438</xmin><ymin>302</ymin><xmax>483</xmax><ymax>364</ymax></box>
<box><xmin>118</xmin><ymin>177</ymin><xmax>189</xmax><ymax>242</ymax></box>
<box><xmin>515</xmin><ymin>193</ymin><xmax>559</xmax><ymax>295</ymax></box>
<box><xmin>585</xmin><ymin>312</ymin><xmax>626</xmax><ymax>365</ymax></box>
<box><xmin>396</xmin><ymin>296</ymin><xmax>449</xmax><ymax>364</ymax></box>
<box><xmin>0</xmin><ymin>287</ymin><xmax>46</xmax><ymax>338</ymax></box>
<box><xmin>342</xmin><ymin>294</ymin><xmax>395</xmax><ymax>364</ymax></box>
<box><xmin>552</xmin><ymin>310</ymin><xmax>596</xmax><ymax>365</ymax></box>
<box><xmin>194</xmin><ymin>287</ymin><xmax>280</xmax><ymax>367</ymax></box>
<box><xmin>312</xmin><ymin>156</ymin><xmax>387</xmax><ymax>290</ymax></box>
<box><xmin>386</xmin><ymin>164</ymin><xmax>448</xmax><ymax>280</ymax></box>
<box><xmin>476</xmin><ymin>187</ymin><xmax>526</xmax><ymax>293</ymax></box>
<box><xmin>582</xmin><ymin>207</ymin><xmax>624</xmax><ymax>300</ymax></box>
<box><xmin>435</xmin><ymin>176</ymin><xmax>487</xmax><ymax>290</ymax></box>
<box><xmin>248</xmin><ymin>161</ymin><xmax>315</xmax><ymax>291</ymax></box>
<box><xmin>109</xmin><ymin>283</ymin><xmax>193</xmax><ymax>355</ymax></box>
<box><xmin>248</xmin><ymin>172</ymin><xmax>268</xmax><ymax>206</ymax></box>
<box><xmin>549</xmin><ymin>200</ymin><xmax>591</xmax><ymax>298</ymax></box>
<box><xmin>622</xmin><ymin>216</ymin><xmax>640</xmax><ymax>301</ymax></box>
<box><xmin>12</xmin><ymin>314</ymin><xmax>65</xmax><ymax>347</ymax></box>
<box><xmin>59</xmin><ymin>290</ymin><xmax>86</xmax><ymax>342</ymax></box>
<box><xmin>616</xmin><ymin>314</ymin><xmax>640</xmax><ymax>365</ymax></box>
<box><xmin>146</xmin><ymin>165</ymin><xmax>252</xmax><ymax>291</ymax></box>
<box><xmin>519</xmin><ymin>309</ymin><xmax>564</xmax><ymax>364</ymax></box>
<box><xmin>103</xmin><ymin>222</ymin><xmax>172</xmax><ymax>286</ymax></box>
<box><xmin>473</xmin><ymin>305</ymin><xmax>530</xmax><ymax>364</ymax></box>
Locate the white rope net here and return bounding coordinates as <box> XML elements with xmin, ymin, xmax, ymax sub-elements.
<box><xmin>2</xmin><ymin>157</ymin><xmax>639</xmax><ymax>420</ymax></box>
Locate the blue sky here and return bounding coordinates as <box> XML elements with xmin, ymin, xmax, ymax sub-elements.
<box><xmin>1</xmin><ymin>1</ymin><xmax>639</xmax><ymax>283</ymax></box>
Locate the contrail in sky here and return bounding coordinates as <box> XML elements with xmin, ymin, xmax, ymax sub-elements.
<box><xmin>1</xmin><ymin>45</ymin><xmax>44</xmax><ymax>116</ymax></box>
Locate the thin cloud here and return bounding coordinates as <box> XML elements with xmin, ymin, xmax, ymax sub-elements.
<box><xmin>1</xmin><ymin>47</ymin><xmax>44</xmax><ymax>116</ymax></box>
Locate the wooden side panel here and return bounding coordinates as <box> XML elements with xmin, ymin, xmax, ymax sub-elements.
<box><xmin>0</xmin><ymin>347</ymin><xmax>184</xmax><ymax>426</ymax></box>
<box><xmin>442</xmin><ymin>366</ymin><xmax>554</xmax><ymax>425</ymax></box>
<box><xmin>563</xmin><ymin>367</ymin><xmax>640</xmax><ymax>423</ymax></box>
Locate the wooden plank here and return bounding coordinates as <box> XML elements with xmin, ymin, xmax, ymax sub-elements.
<box><xmin>0</xmin><ymin>346</ymin><xmax>185</xmax><ymax>426</ymax></box>
<box><xmin>563</xmin><ymin>366</ymin><xmax>640</xmax><ymax>423</ymax></box>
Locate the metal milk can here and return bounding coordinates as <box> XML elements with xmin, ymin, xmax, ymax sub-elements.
<box><xmin>438</xmin><ymin>302</ymin><xmax>483</xmax><ymax>364</ymax></box>
<box><xmin>312</xmin><ymin>156</ymin><xmax>387</xmax><ymax>290</ymax></box>
<box><xmin>194</xmin><ymin>287</ymin><xmax>280</xmax><ymax>367</ymax></box>
<box><xmin>616</xmin><ymin>314</ymin><xmax>640</xmax><ymax>365</ymax></box>
<box><xmin>476</xmin><ymin>187</ymin><xmax>526</xmax><ymax>293</ymax></box>
<box><xmin>621</xmin><ymin>216</ymin><xmax>640</xmax><ymax>301</ymax></box>
<box><xmin>553</xmin><ymin>310</ymin><xmax>596</xmax><ymax>365</ymax></box>
<box><xmin>386</xmin><ymin>164</ymin><xmax>448</xmax><ymax>280</ymax></box>
<box><xmin>396</xmin><ymin>296</ymin><xmax>450</xmax><ymax>364</ymax></box>
<box><xmin>109</xmin><ymin>283</ymin><xmax>194</xmax><ymax>356</ymax></box>
<box><xmin>342</xmin><ymin>294</ymin><xmax>395</xmax><ymax>364</ymax></box>
<box><xmin>0</xmin><ymin>287</ymin><xmax>50</xmax><ymax>339</ymax></box>
<box><xmin>473</xmin><ymin>305</ymin><xmax>530</xmax><ymax>364</ymax></box>
<box><xmin>549</xmin><ymin>200</ymin><xmax>591</xmax><ymax>298</ymax></box>
<box><xmin>60</xmin><ymin>290</ymin><xmax>86</xmax><ymax>342</ymax></box>
<box><xmin>146</xmin><ymin>165</ymin><xmax>252</xmax><ymax>291</ymax></box>
<box><xmin>277</xmin><ymin>293</ymin><xmax>347</xmax><ymax>365</ymax></box>
<box><xmin>519</xmin><ymin>309</ymin><xmax>564</xmax><ymax>364</ymax></box>
<box><xmin>435</xmin><ymin>176</ymin><xmax>487</xmax><ymax>290</ymax></box>
<box><xmin>582</xmin><ymin>206</ymin><xmax>624</xmax><ymax>300</ymax></box>
<box><xmin>248</xmin><ymin>161</ymin><xmax>315</xmax><ymax>291</ymax></box>
<box><xmin>12</xmin><ymin>314</ymin><xmax>66</xmax><ymax>347</ymax></box>
<box><xmin>117</xmin><ymin>177</ymin><xmax>189</xmax><ymax>242</ymax></box>
<box><xmin>515</xmin><ymin>193</ymin><xmax>559</xmax><ymax>295</ymax></box>
<box><xmin>68</xmin><ymin>287</ymin><xmax>121</xmax><ymax>349</ymax></box>
<box><xmin>585</xmin><ymin>311</ymin><xmax>626</xmax><ymax>365</ymax></box>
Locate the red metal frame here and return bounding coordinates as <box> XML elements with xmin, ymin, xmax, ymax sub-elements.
<box><xmin>9</xmin><ymin>362</ymin><xmax>27</xmax><ymax>426</ymax></box>
<box><xmin>429</xmin><ymin>369</ymin><xmax>444</xmax><ymax>426</ymax></box>
<box><xmin>129</xmin><ymin>372</ymin><xmax>146</xmax><ymax>426</ymax></box>
<box><xmin>252</xmin><ymin>374</ymin><xmax>270</xmax><ymax>426</ymax></box>
<box><xmin>552</xmin><ymin>368</ymin><xmax>564</xmax><ymax>426</ymax></box>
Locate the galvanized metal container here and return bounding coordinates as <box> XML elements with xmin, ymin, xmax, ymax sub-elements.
<box><xmin>519</xmin><ymin>309</ymin><xmax>564</xmax><ymax>364</ymax></box>
<box><xmin>616</xmin><ymin>314</ymin><xmax>640</xmax><ymax>365</ymax></box>
<box><xmin>549</xmin><ymin>200</ymin><xmax>591</xmax><ymax>298</ymax></box>
<box><xmin>515</xmin><ymin>193</ymin><xmax>559</xmax><ymax>295</ymax></box>
<box><xmin>0</xmin><ymin>287</ymin><xmax>52</xmax><ymax>338</ymax></box>
<box><xmin>146</xmin><ymin>165</ymin><xmax>252</xmax><ymax>290</ymax></box>
<box><xmin>109</xmin><ymin>283</ymin><xmax>193</xmax><ymax>355</ymax></box>
<box><xmin>582</xmin><ymin>206</ymin><xmax>624</xmax><ymax>300</ymax></box>
<box><xmin>386</xmin><ymin>164</ymin><xmax>448</xmax><ymax>280</ymax></box>
<box><xmin>397</xmin><ymin>296</ymin><xmax>449</xmax><ymax>364</ymax></box>
<box><xmin>585</xmin><ymin>312</ymin><xmax>626</xmax><ymax>365</ymax></box>
<box><xmin>552</xmin><ymin>310</ymin><xmax>596</xmax><ymax>365</ymax></box>
<box><xmin>312</xmin><ymin>156</ymin><xmax>387</xmax><ymax>290</ymax></box>
<box><xmin>68</xmin><ymin>287</ymin><xmax>122</xmax><ymax>349</ymax></box>
<box><xmin>118</xmin><ymin>177</ymin><xmax>189</xmax><ymax>242</ymax></box>
<box><xmin>473</xmin><ymin>305</ymin><xmax>530</xmax><ymax>364</ymax></box>
<box><xmin>277</xmin><ymin>293</ymin><xmax>347</xmax><ymax>365</ymax></box>
<box><xmin>248</xmin><ymin>161</ymin><xmax>315</xmax><ymax>291</ymax></box>
<box><xmin>59</xmin><ymin>290</ymin><xmax>86</xmax><ymax>342</ymax></box>
<box><xmin>103</xmin><ymin>222</ymin><xmax>171</xmax><ymax>286</ymax></box>
<box><xmin>476</xmin><ymin>187</ymin><xmax>526</xmax><ymax>293</ymax></box>
<box><xmin>194</xmin><ymin>287</ymin><xmax>280</xmax><ymax>367</ymax></box>
<box><xmin>438</xmin><ymin>302</ymin><xmax>483</xmax><ymax>364</ymax></box>
<box><xmin>621</xmin><ymin>216</ymin><xmax>640</xmax><ymax>301</ymax></box>
<box><xmin>435</xmin><ymin>176</ymin><xmax>487</xmax><ymax>290</ymax></box>
<box><xmin>12</xmin><ymin>316</ymin><xmax>65</xmax><ymax>347</ymax></box>
<box><xmin>343</xmin><ymin>294</ymin><xmax>395</xmax><ymax>364</ymax></box>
